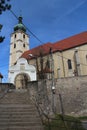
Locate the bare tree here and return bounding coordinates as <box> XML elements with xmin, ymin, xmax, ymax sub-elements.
<box><xmin>0</xmin><ymin>0</ymin><xmax>11</xmax><ymax>43</ymax></box>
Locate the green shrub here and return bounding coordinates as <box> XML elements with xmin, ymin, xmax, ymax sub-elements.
<box><xmin>44</xmin><ymin>114</ymin><xmax>86</xmax><ymax>130</ymax></box>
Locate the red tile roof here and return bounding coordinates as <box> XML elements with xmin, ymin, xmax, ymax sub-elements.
<box><xmin>54</xmin><ymin>31</ymin><xmax>87</xmax><ymax>51</ymax></box>
<box><xmin>21</xmin><ymin>42</ymin><xmax>54</xmax><ymax>59</ymax></box>
<box><xmin>21</xmin><ymin>31</ymin><xmax>87</xmax><ymax>59</ymax></box>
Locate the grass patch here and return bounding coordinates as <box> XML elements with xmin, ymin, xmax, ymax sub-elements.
<box><xmin>44</xmin><ymin>114</ymin><xmax>86</xmax><ymax>130</ymax></box>
<box><xmin>78</xmin><ymin>116</ymin><xmax>87</xmax><ymax>120</ymax></box>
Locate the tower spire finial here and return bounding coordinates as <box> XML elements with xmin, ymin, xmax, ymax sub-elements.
<box><xmin>14</xmin><ymin>13</ymin><xmax>26</xmax><ymax>32</ymax></box>
<box><xmin>18</xmin><ymin>16</ymin><xmax>22</xmax><ymax>24</ymax></box>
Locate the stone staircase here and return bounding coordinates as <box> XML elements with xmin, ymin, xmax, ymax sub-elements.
<box><xmin>0</xmin><ymin>89</ymin><xmax>44</xmax><ymax>130</ymax></box>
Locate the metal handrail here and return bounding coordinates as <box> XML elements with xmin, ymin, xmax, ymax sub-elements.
<box><xmin>0</xmin><ymin>87</ymin><xmax>9</xmax><ymax>99</ymax></box>
<box><xmin>31</xmin><ymin>96</ymin><xmax>51</xmax><ymax>130</ymax></box>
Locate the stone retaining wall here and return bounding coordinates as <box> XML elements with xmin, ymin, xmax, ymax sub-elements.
<box><xmin>0</xmin><ymin>83</ymin><xmax>15</xmax><ymax>92</ymax></box>
<box><xmin>27</xmin><ymin>76</ymin><xmax>87</xmax><ymax>116</ymax></box>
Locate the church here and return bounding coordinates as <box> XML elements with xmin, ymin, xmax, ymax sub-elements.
<box><xmin>8</xmin><ymin>16</ymin><xmax>36</xmax><ymax>89</ymax></box>
<box><xmin>8</xmin><ymin>16</ymin><xmax>87</xmax><ymax>89</ymax></box>
<box><xmin>21</xmin><ymin>31</ymin><xmax>87</xmax><ymax>80</ymax></box>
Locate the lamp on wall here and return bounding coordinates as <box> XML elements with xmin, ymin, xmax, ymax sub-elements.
<box><xmin>52</xmin><ymin>86</ymin><xmax>56</xmax><ymax>94</ymax></box>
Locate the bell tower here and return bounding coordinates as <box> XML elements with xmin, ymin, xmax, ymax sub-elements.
<box><xmin>8</xmin><ymin>17</ymin><xmax>36</xmax><ymax>87</ymax></box>
<box><xmin>9</xmin><ymin>16</ymin><xmax>29</xmax><ymax>67</ymax></box>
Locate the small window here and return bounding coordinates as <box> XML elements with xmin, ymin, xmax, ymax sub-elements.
<box><xmin>14</xmin><ymin>44</ymin><xmax>16</xmax><ymax>48</ymax></box>
<box><xmin>14</xmin><ymin>34</ymin><xmax>16</xmax><ymax>38</ymax></box>
<box><xmin>23</xmin><ymin>44</ymin><xmax>25</xmax><ymax>48</ymax></box>
<box><xmin>23</xmin><ymin>34</ymin><xmax>25</xmax><ymax>39</ymax></box>
<box><xmin>86</xmin><ymin>55</ymin><xmax>87</xmax><ymax>61</ymax></box>
<box><xmin>67</xmin><ymin>59</ymin><xmax>72</xmax><ymax>69</ymax></box>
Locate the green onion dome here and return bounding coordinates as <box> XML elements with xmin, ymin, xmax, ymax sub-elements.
<box><xmin>14</xmin><ymin>16</ymin><xmax>26</xmax><ymax>32</ymax></box>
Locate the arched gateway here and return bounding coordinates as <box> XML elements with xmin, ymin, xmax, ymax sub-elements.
<box><xmin>14</xmin><ymin>73</ymin><xmax>30</xmax><ymax>89</ymax></box>
<box><xmin>8</xmin><ymin>58</ymin><xmax>36</xmax><ymax>89</ymax></box>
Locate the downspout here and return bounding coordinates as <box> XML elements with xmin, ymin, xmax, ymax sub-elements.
<box><xmin>61</xmin><ymin>52</ymin><xmax>65</xmax><ymax>77</ymax></box>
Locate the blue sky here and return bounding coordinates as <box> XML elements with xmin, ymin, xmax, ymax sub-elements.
<box><xmin>0</xmin><ymin>0</ymin><xmax>87</xmax><ymax>82</ymax></box>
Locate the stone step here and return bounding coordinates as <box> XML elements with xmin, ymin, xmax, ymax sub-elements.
<box><xmin>0</xmin><ymin>89</ymin><xmax>44</xmax><ymax>130</ymax></box>
<box><xmin>0</xmin><ymin>120</ymin><xmax>42</xmax><ymax>124</ymax></box>
<box><xmin>0</xmin><ymin>109</ymin><xmax>36</xmax><ymax>114</ymax></box>
<box><xmin>0</xmin><ymin>104</ymin><xmax>36</xmax><ymax>108</ymax></box>
<box><xmin>0</xmin><ymin>107</ymin><xmax>38</xmax><ymax>114</ymax></box>
<box><xmin>0</xmin><ymin>114</ymin><xmax>39</xmax><ymax>119</ymax></box>
<box><xmin>0</xmin><ymin>108</ymin><xmax>36</xmax><ymax>111</ymax></box>
<box><xmin>0</xmin><ymin>104</ymin><xmax>34</xmax><ymax>107</ymax></box>
<box><xmin>0</xmin><ymin>112</ymin><xmax>38</xmax><ymax>116</ymax></box>
<box><xmin>0</xmin><ymin>106</ymin><xmax>35</xmax><ymax>109</ymax></box>
<box><xmin>0</xmin><ymin>119</ymin><xmax>43</xmax><ymax>129</ymax></box>
<box><xmin>0</xmin><ymin>99</ymin><xmax>31</xmax><ymax>103</ymax></box>
<box><xmin>0</xmin><ymin>118</ymin><xmax>41</xmax><ymax>122</ymax></box>
<box><xmin>0</xmin><ymin>122</ymin><xmax>42</xmax><ymax>126</ymax></box>
<box><xmin>0</xmin><ymin>126</ymin><xmax>44</xmax><ymax>130</ymax></box>
<box><xmin>0</xmin><ymin>107</ymin><xmax>37</xmax><ymax>111</ymax></box>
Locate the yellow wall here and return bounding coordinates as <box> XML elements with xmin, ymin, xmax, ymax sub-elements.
<box><xmin>53</xmin><ymin>45</ymin><xmax>87</xmax><ymax>78</ymax></box>
<box><xmin>28</xmin><ymin>44</ymin><xmax>87</xmax><ymax>79</ymax></box>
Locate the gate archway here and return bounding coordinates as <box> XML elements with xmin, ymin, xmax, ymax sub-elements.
<box><xmin>14</xmin><ymin>73</ymin><xmax>30</xmax><ymax>89</ymax></box>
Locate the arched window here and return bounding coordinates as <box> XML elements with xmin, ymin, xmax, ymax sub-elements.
<box><xmin>23</xmin><ymin>34</ymin><xmax>25</xmax><ymax>39</ymax></box>
<box><xmin>14</xmin><ymin>34</ymin><xmax>16</xmax><ymax>38</ymax></box>
<box><xmin>14</xmin><ymin>43</ymin><xmax>16</xmax><ymax>48</ymax></box>
<box><xmin>86</xmin><ymin>55</ymin><xmax>87</xmax><ymax>62</ymax></box>
<box><xmin>23</xmin><ymin>43</ymin><xmax>25</xmax><ymax>48</ymax></box>
<box><xmin>67</xmin><ymin>59</ymin><xmax>72</xmax><ymax>69</ymax></box>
